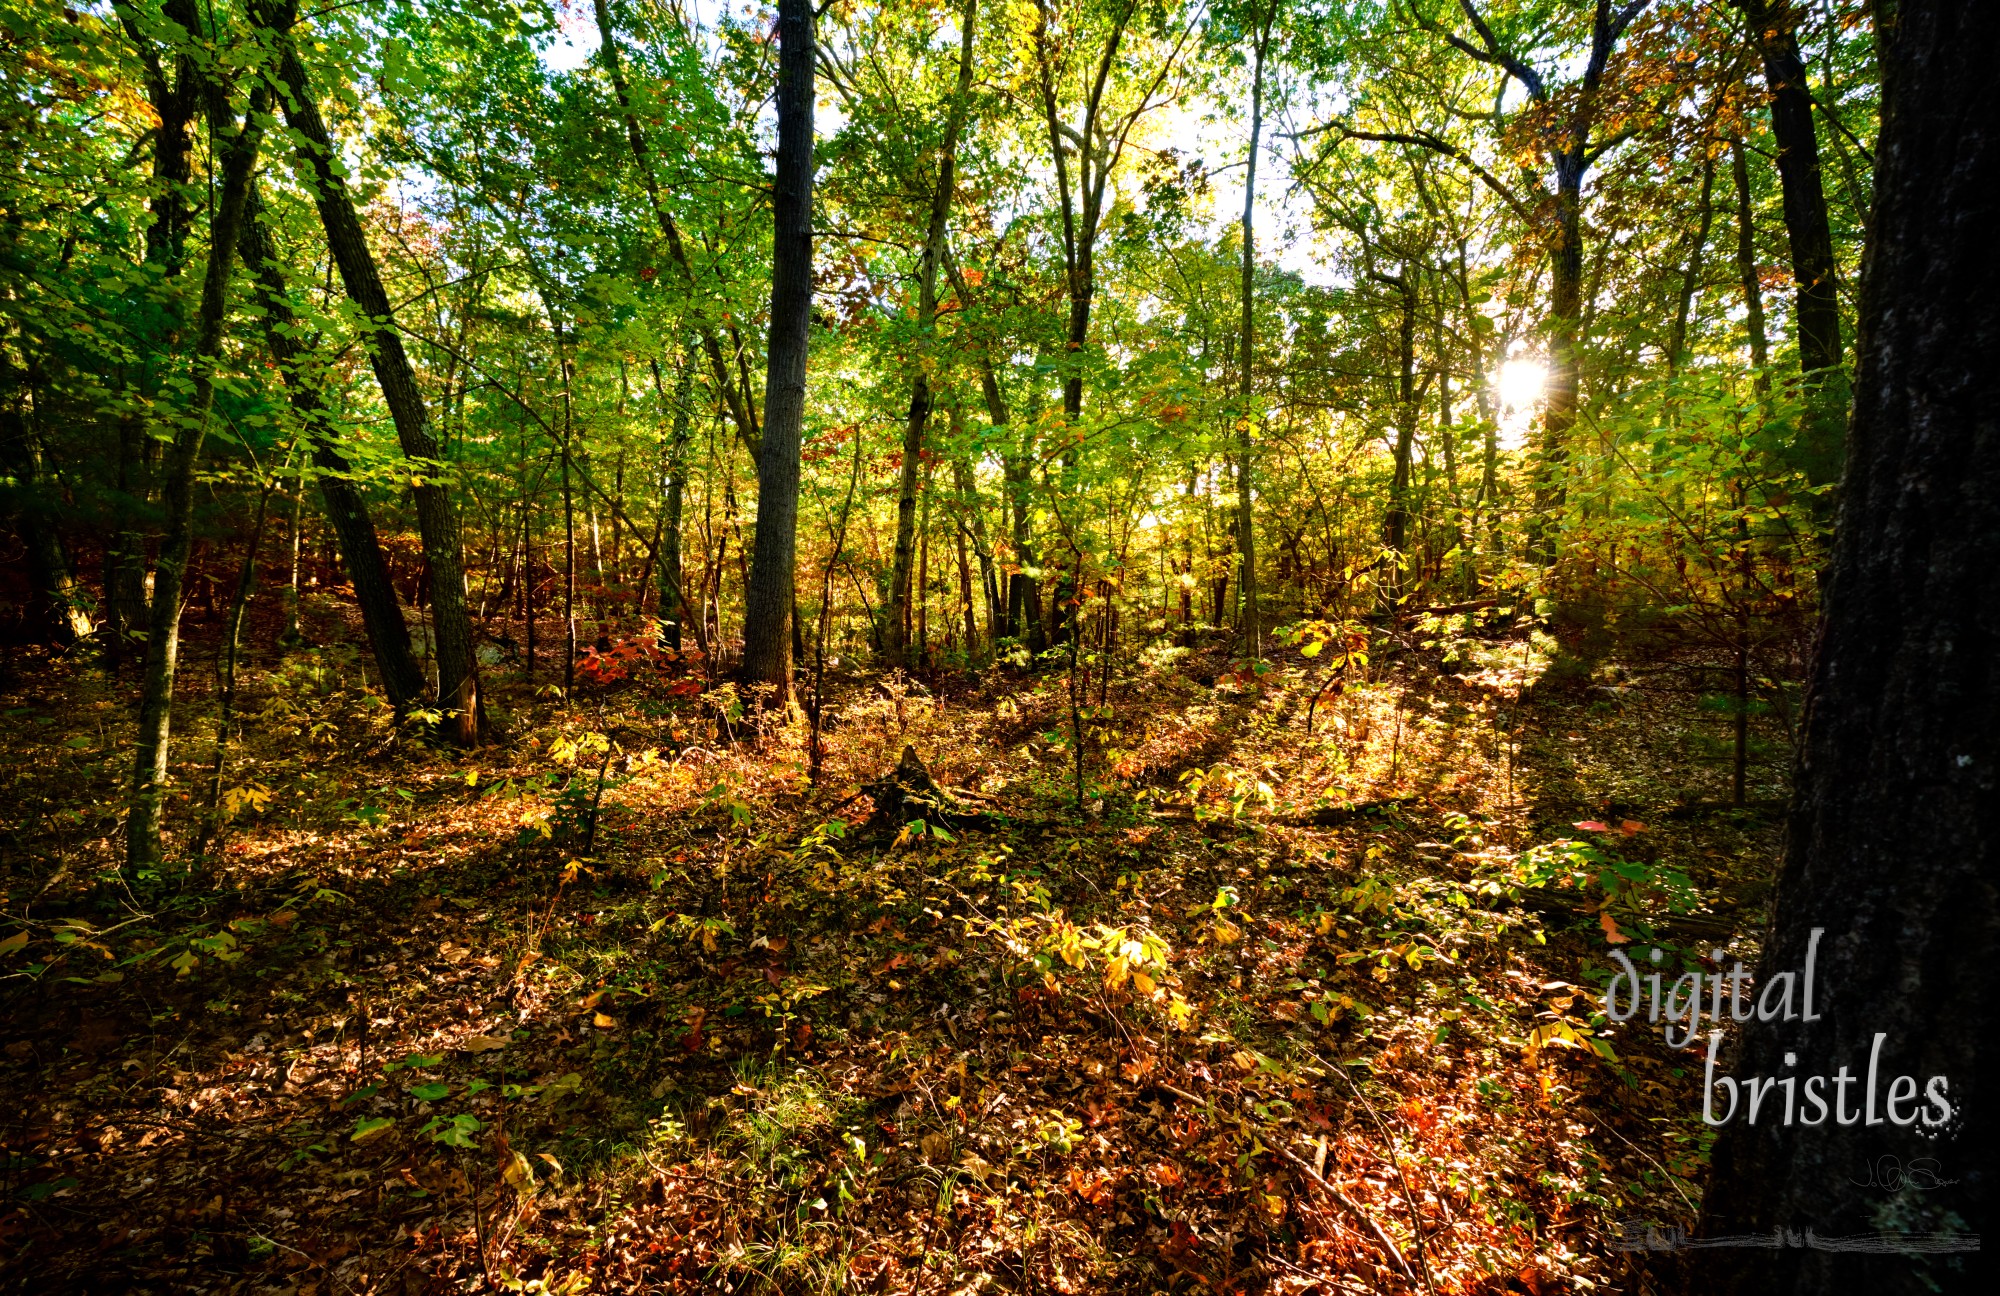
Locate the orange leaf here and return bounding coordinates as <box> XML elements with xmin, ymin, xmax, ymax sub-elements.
<box><xmin>1619</xmin><ymin>819</ymin><xmax>1645</xmax><ymax>836</ymax></box>
<box><xmin>1599</xmin><ymin>911</ymin><xmax>1631</xmax><ymax>944</ymax></box>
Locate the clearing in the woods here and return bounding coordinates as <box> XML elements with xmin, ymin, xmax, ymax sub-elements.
<box><xmin>0</xmin><ymin>596</ymin><xmax>1788</xmax><ymax>1295</ymax></box>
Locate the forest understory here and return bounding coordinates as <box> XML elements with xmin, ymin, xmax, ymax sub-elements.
<box><xmin>0</xmin><ymin>592</ymin><xmax>1790</xmax><ymax>1296</ymax></box>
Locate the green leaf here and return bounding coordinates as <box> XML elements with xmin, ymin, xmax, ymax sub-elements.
<box><xmin>350</xmin><ymin>1116</ymin><xmax>396</xmax><ymax>1142</ymax></box>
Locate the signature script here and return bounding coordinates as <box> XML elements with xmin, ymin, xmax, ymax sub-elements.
<box><xmin>1851</xmin><ymin>1156</ymin><xmax>1958</xmax><ymax>1192</ymax></box>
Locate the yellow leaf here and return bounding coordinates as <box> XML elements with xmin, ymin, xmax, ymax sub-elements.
<box><xmin>0</xmin><ymin>931</ymin><xmax>27</xmax><ymax>957</ymax></box>
<box><xmin>592</xmin><ymin>1012</ymin><xmax>618</xmax><ymax>1030</ymax></box>
<box><xmin>1132</xmin><ymin>970</ymin><xmax>1157</xmax><ymax>995</ymax></box>
<box><xmin>1103</xmin><ymin>956</ymin><xmax>1130</xmax><ymax>990</ymax></box>
<box><xmin>501</xmin><ymin>1150</ymin><xmax>536</xmax><ymax>1191</ymax></box>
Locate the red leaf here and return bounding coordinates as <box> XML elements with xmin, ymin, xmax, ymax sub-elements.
<box><xmin>1574</xmin><ymin>820</ymin><xmax>1611</xmax><ymax>832</ymax></box>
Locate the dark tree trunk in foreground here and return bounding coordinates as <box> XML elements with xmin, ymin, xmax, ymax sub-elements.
<box><xmin>740</xmin><ymin>0</ymin><xmax>815</xmax><ymax>693</ymax></box>
<box><xmin>238</xmin><ymin>193</ymin><xmax>428</xmax><ymax>713</ymax></box>
<box><xmin>255</xmin><ymin>0</ymin><xmax>481</xmax><ymax>743</ymax></box>
<box><xmin>1699</xmin><ymin>4</ymin><xmax>1996</xmax><ymax>1290</ymax></box>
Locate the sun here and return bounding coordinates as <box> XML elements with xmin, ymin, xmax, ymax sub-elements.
<box><xmin>1493</xmin><ymin>357</ymin><xmax>1548</xmax><ymax>451</ymax></box>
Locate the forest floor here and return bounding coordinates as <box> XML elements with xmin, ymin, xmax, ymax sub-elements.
<box><xmin>0</xmin><ymin>595</ymin><xmax>1793</xmax><ymax>1295</ymax></box>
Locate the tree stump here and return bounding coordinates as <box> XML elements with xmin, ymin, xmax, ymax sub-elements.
<box><xmin>858</xmin><ymin>745</ymin><xmax>993</xmax><ymax>838</ymax></box>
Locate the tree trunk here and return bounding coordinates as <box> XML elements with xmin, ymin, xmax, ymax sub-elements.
<box><xmin>0</xmin><ymin>358</ymin><xmax>93</xmax><ymax>644</ymax></box>
<box><xmin>1382</xmin><ymin>267</ymin><xmax>1418</xmax><ymax>578</ymax></box>
<box><xmin>279</xmin><ymin>473</ymin><xmax>304</xmax><ymax>647</ymax></box>
<box><xmin>593</xmin><ymin>0</ymin><xmax>761</xmax><ymax>463</ymax></box>
<box><xmin>1741</xmin><ymin>0</ymin><xmax>1845</xmax><ymax>485</ymax></box>
<box><xmin>105</xmin><ymin>0</ymin><xmax>203</xmax><ymax>662</ymax></box>
<box><xmin>104</xmin><ymin>418</ymin><xmax>153</xmax><ymax>660</ymax></box>
<box><xmin>238</xmin><ymin>193</ymin><xmax>429</xmax><ymax>713</ymax></box>
<box><xmin>192</xmin><ymin>479</ymin><xmax>274</xmax><ymax>860</ymax></box>
<box><xmin>254</xmin><ymin>0</ymin><xmax>481</xmax><ymax>744</ymax></box>
<box><xmin>1533</xmin><ymin>154</ymin><xmax>1585</xmax><ymax>556</ymax></box>
<box><xmin>740</xmin><ymin>0</ymin><xmax>815</xmax><ymax>693</ymax></box>
<box><xmin>1004</xmin><ymin>452</ymin><xmax>1045</xmax><ymax>653</ymax></box>
<box><xmin>651</xmin><ymin>352</ymin><xmax>693</xmax><ymax>649</ymax></box>
<box><xmin>1235</xmin><ymin>7</ymin><xmax>1271</xmax><ymax>654</ymax></box>
<box><xmin>886</xmin><ymin>0</ymin><xmax>977</xmax><ymax>666</ymax></box>
<box><xmin>126</xmin><ymin>79</ymin><xmax>267</xmax><ymax>868</ymax></box>
<box><xmin>1698</xmin><ymin>4</ymin><xmax>1995</xmax><ymax>1287</ymax></box>
<box><xmin>1668</xmin><ymin>149</ymin><xmax>1717</xmax><ymax>375</ymax></box>
<box><xmin>950</xmin><ymin>438</ymin><xmax>1001</xmax><ymax>650</ymax></box>
<box><xmin>1731</xmin><ymin>135</ymin><xmax>1773</xmax><ymax>390</ymax></box>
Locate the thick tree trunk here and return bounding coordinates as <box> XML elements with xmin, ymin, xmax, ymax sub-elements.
<box><xmin>1697</xmin><ymin>4</ymin><xmax>1996</xmax><ymax>1288</ymax></box>
<box><xmin>1533</xmin><ymin>156</ymin><xmax>1585</xmax><ymax>556</ymax></box>
<box><xmin>740</xmin><ymin>0</ymin><xmax>815</xmax><ymax>693</ymax></box>
<box><xmin>126</xmin><ymin>81</ymin><xmax>266</xmax><ymax>868</ymax></box>
<box><xmin>238</xmin><ymin>194</ymin><xmax>429</xmax><ymax>713</ymax></box>
<box><xmin>1742</xmin><ymin>0</ymin><xmax>1846</xmax><ymax>484</ymax></box>
<box><xmin>254</xmin><ymin>0</ymin><xmax>480</xmax><ymax>744</ymax></box>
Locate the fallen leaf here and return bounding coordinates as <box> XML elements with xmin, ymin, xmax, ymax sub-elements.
<box><xmin>461</xmin><ymin>1033</ymin><xmax>512</xmax><ymax>1053</ymax></box>
<box><xmin>1598</xmin><ymin>911</ymin><xmax>1630</xmax><ymax>944</ymax></box>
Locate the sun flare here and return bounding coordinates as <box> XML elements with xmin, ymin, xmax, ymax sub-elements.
<box><xmin>1494</xmin><ymin>357</ymin><xmax>1548</xmax><ymax>450</ymax></box>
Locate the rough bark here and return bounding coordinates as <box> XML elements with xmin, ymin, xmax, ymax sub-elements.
<box><xmin>126</xmin><ymin>79</ymin><xmax>267</xmax><ymax>868</ymax></box>
<box><xmin>739</xmin><ymin>0</ymin><xmax>815</xmax><ymax>692</ymax></box>
<box><xmin>253</xmin><ymin>0</ymin><xmax>480</xmax><ymax>744</ymax></box>
<box><xmin>1698</xmin><ymin>3</ymin><xmax>1995</xmax><ymax>1288</ymax></box>
<box><xmin>238</xmin><ymin>193</ymin><xmax>429</xmax><ymax>713</ymax></box>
